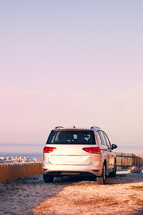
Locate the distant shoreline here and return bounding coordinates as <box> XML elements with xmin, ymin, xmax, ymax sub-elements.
<box><xmin>0</xmin><ymin>152</ymin><xmax>42</xmax><ymax>160</ymax></box>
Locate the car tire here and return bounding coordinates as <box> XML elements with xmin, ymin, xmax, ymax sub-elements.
<box><xmin>43</xmin><ymin>174</ymin><xmax>54</xmax><ymax>183</ymax></box>
<box><xmin>96</xmin><ymin>164</ymin><xmax>106</xmax><ymax>185</ymax></box>
<box><xmin>109</xmin><ymin>164</ymin><xmax>116</xmax><ymax>177</ymax></box>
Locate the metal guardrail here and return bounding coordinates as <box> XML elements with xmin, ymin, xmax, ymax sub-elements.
<box><xmin>116</xmin><ymin>152</ymin><xmax>143</xmax><ymax>169</ymax></box>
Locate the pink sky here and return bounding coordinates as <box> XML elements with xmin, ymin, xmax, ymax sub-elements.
<box><xmin>0</xmin><ymin>1</ymin><xmax>143</xmax><ymax>153</ymax></box>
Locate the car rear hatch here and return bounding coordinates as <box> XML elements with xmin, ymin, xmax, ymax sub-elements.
<box><xmin>46</xmin><ymin>144</ymin><xmax>94</xmax><ymax>165</ymax></box>
<box><xmin>44</xmin><ymin>129</ymin><xmax>97</xmax><ymax>165</ymax></box>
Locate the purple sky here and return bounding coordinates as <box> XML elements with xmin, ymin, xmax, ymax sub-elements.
<box><xmin>0</xmin><ymin>1</ymin><xmax>143</xmax><ymax>153</ymax></box>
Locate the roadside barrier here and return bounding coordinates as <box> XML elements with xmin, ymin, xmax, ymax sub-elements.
<box><xmin>116</xmin><ymin>153</ymin><xmax>143</xmax><ymax>169</ymax></box>
<box><xmin>0</xmin><ymin>163</ymin><xmax>42</xmax><ymax>182</ymax></box>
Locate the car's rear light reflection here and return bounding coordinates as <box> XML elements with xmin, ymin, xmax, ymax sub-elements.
<box><xmin>92</xmin><ymin>169</ymin><xmax>99</xmax><ymax>172</ymax></box>
<box><xmin>42</xmin><ymin>168</ymin><xmax>48</xmax><ymax>171</ymax></box>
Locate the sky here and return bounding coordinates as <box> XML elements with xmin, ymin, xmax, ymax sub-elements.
<box><xmin>0</xmin><ymin>0</ymin><xmax>143</xmax><ymax>154</ymax></box>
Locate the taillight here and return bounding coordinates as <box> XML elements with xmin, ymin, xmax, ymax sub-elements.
<box><xmin>43</xmin><ymin>146</ymin><xmax>56</xmax><ymax>153</ymax></box>
<box><xmin>83</xmin><ymin>147</ymin><xmax>101</xmax><ymax>154</ymax></box>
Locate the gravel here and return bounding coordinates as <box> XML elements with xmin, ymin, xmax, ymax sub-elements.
<box><xmin>0</xmin><ymin>171</ymin><xmax>143</xmax><ymax>215</ymax></box>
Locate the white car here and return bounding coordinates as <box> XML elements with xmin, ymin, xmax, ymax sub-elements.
<box><xmin>42</xmin><ymin>126</ymin><xmax>117</xmax><ymax>184</ymax></box>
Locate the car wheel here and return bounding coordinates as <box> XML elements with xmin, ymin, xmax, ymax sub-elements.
<box><xmin>109</xmin><ymin>165</ymin><xmax>116</xmax><ymax>177</ymax></box>
<box><xmin>43</xmin><ymin>174</ymin><xmax>54</xmax><ymax>183</ymax></box>
<box><xmin>96</xmin><ymin>164</ymin><xmax>106</xmax><ymax>185</ymax></box>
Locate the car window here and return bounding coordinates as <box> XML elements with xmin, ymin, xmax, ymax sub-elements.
<box><xmin>98</xmin><ymin>131</ymin><xmax>107</xmax><ymax>146</ymax></box>
<box><xmin>47</xmin><ymin>130</ymin><xmax>96</xmax><ymax>144</ymax></box>
<box><xmin>103</xmin><ymin>132</ymin><xmax>112</xmax><ymax>149</ymax></box>
<box><xmin>96</xmin><ymin>132</ymin><xmax>102</xmax><ymax>145</ymax></box>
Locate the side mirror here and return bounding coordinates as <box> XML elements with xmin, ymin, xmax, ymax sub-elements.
<box><xmin>111</xmin><ymin>144</ymin><xmax>117</xmax><ymax>150</ymax></box>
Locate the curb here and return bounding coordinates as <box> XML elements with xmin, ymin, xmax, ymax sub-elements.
<box><xmin>0</xmin><ymin>163</ymin><xmax>42</xmax><ymax>182</ymax></box>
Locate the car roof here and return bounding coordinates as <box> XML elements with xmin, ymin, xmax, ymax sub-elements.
<box><xmin>53</xmin><ymin>126</ymin><xmax>101</xmax><ymax>132</ymax></box>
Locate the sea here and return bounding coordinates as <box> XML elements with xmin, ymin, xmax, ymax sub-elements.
<box><xmin>0</xmin><ymin>143</ymin><xmax>43</xmax><ymax>159</ymax></box>
<box><xmin>115</xmin><ymin>143</ymin><xmax>143</xmax><ymax>155</ymax></box>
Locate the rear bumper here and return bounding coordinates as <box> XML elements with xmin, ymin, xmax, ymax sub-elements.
<box><xmin>42</xmin><ymin>161</ymin><xmax>103</xmax><ymax>177</ymax></box>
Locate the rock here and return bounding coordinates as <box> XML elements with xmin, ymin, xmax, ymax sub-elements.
<box><xmin>128</xmin><ymin>166</ymin><xmax>141</xmax><ymax>173</ymax></box>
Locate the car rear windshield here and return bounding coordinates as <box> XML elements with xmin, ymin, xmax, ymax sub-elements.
<box><xmin>46</xmin><ymin>130</ymin><xmax>96</xmax><ymax>144</ymax></box>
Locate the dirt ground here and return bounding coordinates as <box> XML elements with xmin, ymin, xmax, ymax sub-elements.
<box><xmin>0</xmin><ymin>171</ymin><xmax>143</xmax><ymax>215</ymax></box>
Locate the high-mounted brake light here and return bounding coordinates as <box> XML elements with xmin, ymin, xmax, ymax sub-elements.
<box><xmin>65</xmin><ymin>129</ymin><xmax>78</xmax><ymax>131</ymax></box>
<box><xmin>83</xmin><ymin>147</ymin><xmax>101</xmax><ymax>154</ymax></box>
<box><xmin>43</xmin><ymin>146</ymin><xmax>56</xmax><ymax>153</ymax></box>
